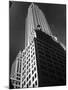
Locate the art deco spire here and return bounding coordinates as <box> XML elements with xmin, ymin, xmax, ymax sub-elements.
<box><xmin>25</xmin><ymin>3</ymin><xmax>52</xmax><ymax>47</ymax></box>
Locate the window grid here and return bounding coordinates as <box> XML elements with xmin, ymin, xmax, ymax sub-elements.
<box><xmin>11</xmin><ymin>40</ymin><xmax>38</xmax><ymax>88</ymax></box>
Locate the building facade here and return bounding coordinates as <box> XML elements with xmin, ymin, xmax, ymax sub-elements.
<box><xmin>34</xmin><ymin>30</ymin><xmax>66</xmax><ymax>87</ymax></box>
<box><xmin>10</xmin><ymin>3</ymin><xmax>66</xmax><ymax>88</ymax></box>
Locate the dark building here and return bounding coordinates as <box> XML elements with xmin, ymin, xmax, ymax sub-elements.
<box><xmin>34</xmin><ymin>29</ymin><xmax>66</xmax><ymax>87</ymax></box>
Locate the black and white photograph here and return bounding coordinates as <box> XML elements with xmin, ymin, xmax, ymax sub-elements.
<box><xmin>9</xmin><ymin>0</ymin><xmax>66</xmax><ymax>89</ymax></box>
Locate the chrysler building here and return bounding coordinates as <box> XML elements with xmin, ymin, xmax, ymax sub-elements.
<box><xmin>10</xmin><ymin>3</ymin><xmax>66</xmax><ymax>88</ymax></box>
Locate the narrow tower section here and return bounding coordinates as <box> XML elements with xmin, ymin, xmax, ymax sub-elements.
<box><xmin>25</xmin><ymin>3</ymin><xmax>52</xmax><ymax>47</ymax></box>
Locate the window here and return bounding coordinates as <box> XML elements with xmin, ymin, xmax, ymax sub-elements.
<box><xmin>35</xmin><ymin>81</ymin><xmax>37</xmax><ymax>85</ymax></box>
<box><xmin>33</xmin><ymin>52</ymin><xmax>34</xmax><ymax>55</ymax></box>
<box><xmin>28</xmin><ymin>54</ymin><xmax>30</xmax><ymax>57</ymax></box>
<box><xmin>24</xmin><ymin>81</ymin><xmax>25</xmax><ymax>85</ymax></box>
<box><xmin>23</xmin><ymin>66</ymin><xmax>24</xmax><ymax>70</ymax></box>
<box><xmin>16</xmin><ymin>86</ymin><xmax>19</xmax><ymax>88</ymax></box>
<box><xmin>35</xmin><ymin>73</ymin><xmax>36</xmax><ymax>78</ymax></box>
<box><xmin>27</xmin><ymin>84</ymin><xmax>28</xmax><ymax>88</ymax></box>
<box><xmin>31</xmin><ymin>59</ymin><xmax>33</xmax><ymax>63</ymax></box>
<box><xmin>32</xmin><ymin>47</ymin><xmax>34</xmax><ymax>51</ymax></box>
<box><xmin>16</xmin><ymin>81</ymin><xmax>20</xmax><ymax>85</ymax></box>
<box><xmin>32</xmin><ymin>77</ymin><xmax>34</xmax><ymax>81</ymax></box>
<box><xmin>32</xmin><ymin>40</ymin><xmax>33</xmax><ymax>43</ymax></box>
<box><xmin>17</xmin><ymin>74</ymin><xmax>20</xmax><ymax>77</ymax></box>
<box><xmin>29</xmin><ymin>80</ymin><xmax>31</xmax><ymax>86</ymax></box>
<box><xmin>16</xmin><ymin>77</ymin><xmax>20</xmax><ymax>80</ymax></box>
<box><xmin>27</xmin><ymin>56</ymin><xmax>28</xmax><ymax>59</ymax></box>
<box><xmin>27</xmin><ymin>77</ymin><xmax>28</xmax><ymax>81</ymax></box>
<box><xmin>16</xmin><ymin>82</ymin><xmax>17</xmax><ymax>85</ymax></box>
<box><xmin>29</xmin><ymin>58</ymin><xmax>30</xmax><ymax>62</ymax></box>
<box><xmin>33</xmin><ymin>84</ymin><xmax>35</xmax><ymax>87</ymax></box>
<box><xmin>19</xmin><ymin>82</ymin><xmax>20</xmax><ymax>85</ymax></box>
<box><xmin>29</xmin><ymin>74</ymin><xmax>31</xmax><ymax>79</ymax></box>
<box><xmin>29</xmin><ymin>63</ymin><xmax>30</xmax><ymax>67</ymax></box>
<box><xmin>27</xmin><ymin>65</ymin><xmax>28</xmax><ymax>69</ymax></box>
<box><xmin>34</xmin><ymin>67</ymin><xmax>36</xmax><ymax>71</ymax></box>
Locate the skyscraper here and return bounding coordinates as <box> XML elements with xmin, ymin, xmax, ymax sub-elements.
<box><xmin>10</xmin><ymin>3</ymin><xmax>66</xmax><ymax>88</ymax></box>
